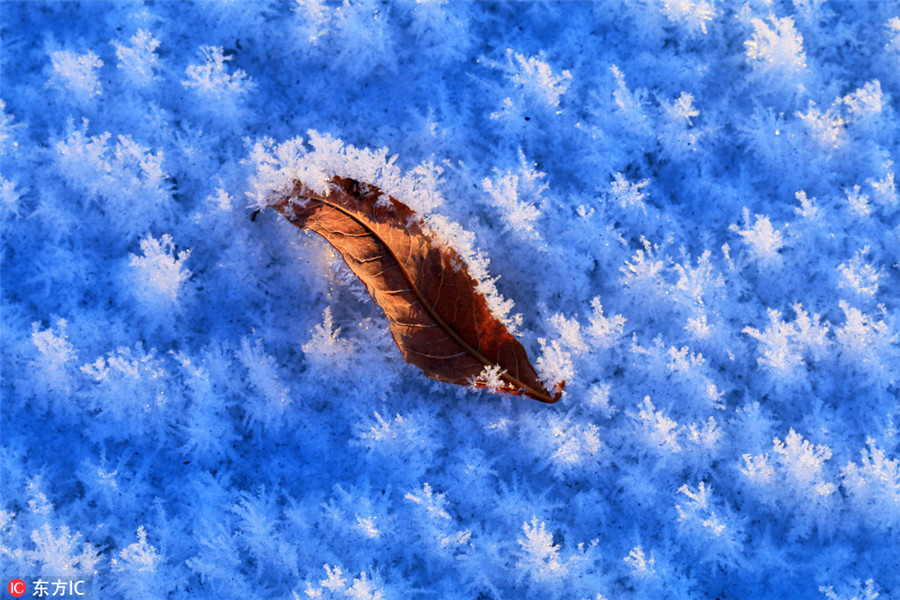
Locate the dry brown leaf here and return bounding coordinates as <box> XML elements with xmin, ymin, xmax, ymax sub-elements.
<box><xmin>265</xmin><ymin>176</ymin><xmax>562</xmax><ymax>403</ymax></box>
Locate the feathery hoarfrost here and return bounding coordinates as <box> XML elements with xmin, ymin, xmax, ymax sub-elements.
<box><xmin>354</xmin><ymin>410</ymin><xmax>439</xmax><ymax>482</ymax></box>
<box><xmin>404</xmin><ymin>482</ymin><xmax>471</xmax><ymax>560</ymax></box>
<box><xmin>236</xmin><ymin>338</ymin><xmax>292</xmax><ymax>431</ymax></box>
<box><xmin>660</xmin><ymin>0</ymin><xmax>716</xmax><ymax>37</ymax></box>
<box><xmin>129</xmin><ymin>234</ymin><xmax>192</xmax><ymax>311</ymax></box>
<box><xmin>30</xmin><ymin>319</ymin><xmax>77</xmax><ymax>401</ymax></box>
<box><xmin>658</xmin><ymin>92</ymin><xmax>702</xmax><ymax>160</ymax></box>
<box><xmin>743</xmin><ymin>15</ymin><xmax>808</xmax><ymax>95</ymax></box>
<box><xmin>743</xmin><ymin>305</ymin><xmax>829</xmax><ymax>390</ymax></box>
<box><xmin>301</xmin><ymin>307</ymin><xmax>358</xmax><ymax>377</ymax></box>
<box><xmin>47</xmin><ymin>50</ymin><xmax>103</xmax><ymax>105</ymax></box>
<box><xmin>835</xmin><ymin>301</ymin><xmax>898</xmax><ymax>386</ymax></box>
<box><xmin>609</xmin><ymin>65</ymin><xmax>651</xmax><ymax>137</ymax></box>
<box><xmin>293</xmin><ymin>0</ymin><xmax>397</xmax><ymax>76</ymax></box>
<box><xmin>841</xmin><ymin>439</ymin><xmax>900</xmax><ymax>531</ymax></box>
<box><xmin>113</xmin><ymin>30</ymin><xmax>161</xmax><ymax>88</ymax></box>
<box><xmin>730</xmin><ymin>208</ymin><xmax>784</xmax><ymax>268</ymax></box>
<box><xmin>28</xmin><ymin>524</ymin><xmax>101</xmax><ymax>577</ymax></box>
<box><xmin>108</xmin><ymin>527</ymin><xmax>165</xmax><ymax>600</ymax></box>
<box><xmin>488</xmin><ymin>50</ymin><xmax>572</xmax><ymax>133</ymax></box>
<box><xmin>516</xmin><ymin>517</ymin><xmax>567</xmax><ymax>583</ymax></box>
<box><xmin>245</xmin><ymin>132</ymin><xmax>445</xmax><ymax>215</ymax></box>
<box><xmin>79</xmin><ymin>345</ymin><xmax>172</xmax><ymax>441</ymax></box>
<box><xmin>299</xmin><ymin>564</ymin><xmax>392</xmax><ymax>600</ymax></box>
<box><xmin>482</xmin><ymin>155</ymin><xmax>546</xmax><ymax>241</ymax></box>
<box><xmin>182</xmin><ymin>45</ymin><xmax>254</xmax><ymax>115</ymax></box>
<box><xmin>819</xmin><ymin>579</ymin><xmax>883</xmax><ymax>600</ymax></box>
<box><xmin>674</xmin><ymin>482</ymin><xmax>744</xmax><ymax>569</ymax></box>
<box><xmin>520</xmin><ymin>412</ymin><xmax>605</xmax><ymax>479</ymax></box>
<box><xmin>501</xmin><ymin>49</ymin><xmax>572</xmax><ymax>110</ymax></box>
<box><xmin>741</xmin><ymin>429</ymin><xmax>838</xmax><ymax>539</ymax></box>
<box><xmin>54</xmin><ymin>123</ymin><xmax>172</xmax><ymax>240</ymax></box>
<box><xmin>4</xmin><ymin>2</ymin><xmax>900</xmax><ymax>599</ymax></box>
<box><xmin>607</xmin><ymin>172</ymin><xmax>649</xmax><ymax>215</ymax></box>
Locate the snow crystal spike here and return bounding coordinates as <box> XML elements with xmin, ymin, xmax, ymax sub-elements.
<box><xmin>263</xmin><ymin>175</ymin><xmax>561</xmax><ymax>404</ymax></box>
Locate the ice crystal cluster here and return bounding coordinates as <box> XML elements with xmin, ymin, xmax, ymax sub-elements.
<box><xmin>2</xmin><ymin>2</ymin><xmax>899</xmax><ymax>598</ymax></box>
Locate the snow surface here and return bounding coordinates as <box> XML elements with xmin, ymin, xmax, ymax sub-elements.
<box><xmin>2</xmin><ymin>1</ymin><xmax>900</xmax><ymax>598</ymax></box>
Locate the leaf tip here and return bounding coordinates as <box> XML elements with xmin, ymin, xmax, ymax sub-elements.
<box><xmin>551</xmin><ymin>380</ymin><xmax>566</xmax><ymax>402</ymax></box>
<box><xmin>522</xmin><ymin>379</ymin><xmax>565</xmax><ymax>404</ymax></box>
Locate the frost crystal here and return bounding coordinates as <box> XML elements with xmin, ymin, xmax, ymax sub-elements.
<box><xmin>744</xmin><ymin>16</ymin><xmax>808</xmax><ymax>94</ymax></box>
<box><xmin>675</xmin><ymin>482</ymin><xmax>744</xmax><ymax>568</ymax></box>
<box><xmin>182</xmin><ymin>45</ymin><xmax>253</xmax><ymax>116</ymax></box>
<box><xmin>516</xmin><ymin>517</ymin><xmax>567</xmax><ymax>582</ymax></box>
<box><xmin>661</xmin><ymin>0</ymin><xmax>716</xmax><ymax>36</ymax></box>
<box><xmin>30</xmin><ymin>319</ymin><xmax>77</xmax><ymax>398</ymax></box>
<box><xmin>113</xmin><ymin>30</ymin><xmax>161</xmax><ymax>87</ymax></box>
<box><xmin>842</xmin><ymin>439</ymin><xmax>900</xmax><ymax>530</ymax></box>
<box><xmin>503</xmin><ymin>49</ymin><xmax>572</xmax><ymax>109</ymax></box>
<box><xmin>48</xmin><ymin>50</ymin><xmax>103</xmax><ymax>103</ymax></box>
<box><xmin>730</xmin><ymin>208</ymin><xmax>783</xmax><ymax>267</ymax></box>
<box><xmin>183</xmin><ymin>45</ymin><xmax>251</xmax><ymax>95</ymax></box>
<box><xmin>624</xmin><ymin>546</ymin><xmax>656</xmax><ymax>578</ymax></box>
<box><xmin>837</xmin><ymin>248</ymin><xmax>882</xmax><ymax>299</ymax></box>
<box><xmin>29</xmin><ymin>524</ymin><xmax>100</xmax><ymax>576</ymax></box>
<box><xmin>607</xmin><ymin>172</ymin><xmax>649</xmax><ymax>214</ymax></box>
<box><xmin>129</xmin><ymin>234</ymin><xmax>192</xmax><ymax>309</ymax></box>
